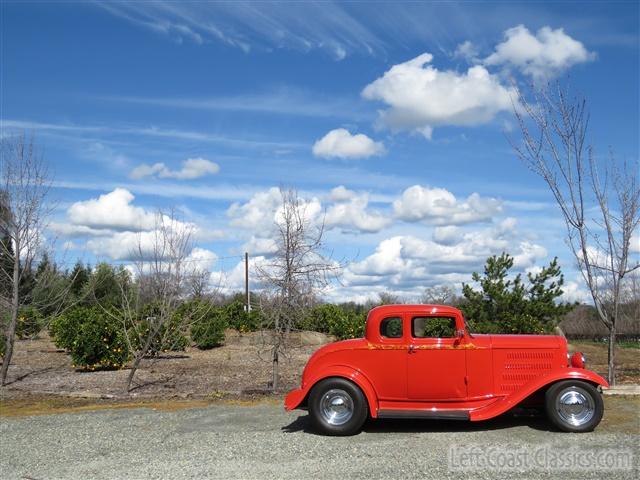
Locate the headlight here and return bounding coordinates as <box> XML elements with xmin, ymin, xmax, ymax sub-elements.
<box><xmin>570</xmin><ymin>352</ymin><xmax>586</xmax><ymax>368</ymax></box>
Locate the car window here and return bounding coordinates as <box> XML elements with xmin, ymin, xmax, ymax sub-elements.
<box><xmin>412</xmin><ymin>316</ymin><xmax>456</xmax><ymax>338</ymax></box>
<box><xmin>380</xmin><ymin>317</ymin><xmax>403</xmax><ymax>338</ymax></box>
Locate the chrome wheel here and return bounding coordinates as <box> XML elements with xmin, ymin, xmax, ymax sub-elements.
<box><xmin>555</xmin><ymin>386</ymin><xmax>595</xmax><ymax>427</ymax></box>
<box><xmin>320</xmin><ymin>389</ymin><xmax>354</xmax><ymax>426</ymax></box>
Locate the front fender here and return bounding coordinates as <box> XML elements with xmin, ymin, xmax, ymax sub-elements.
<box><xmin>471</xmin><ymin>368</ymin><xmax>609</xmax><ymax>421</ymax></box>
<box><xmin>284</xmin><ymin>365</ymin><xmax>379</xmax><ymax>418</ymax></box>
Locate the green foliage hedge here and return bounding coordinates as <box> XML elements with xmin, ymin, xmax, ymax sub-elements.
<box><xmin>51</xmin><ymin>306</ymin><xmax>129</xmax><ymax>370</ymax></box>
<box><xmin>184</xmin><ymin>301</ymin><xmax>228</xmax><ymax>349</ymax></box>
<box><xmin>128</xmin><ymin>303</ymin><xmax>189</xmax><ymax>356</ymax></box>
<box><xmin>224</xmin><ymin>300</ymin><xmax>261</xmax><ymax>333</ymax></box>
<box><xmin>16</xmin><ymin>306</ymin><xmax>45</xmax><ymax>339</ymax></box>
<box><xmin>303</xmin><ymin>304</ymin><xmax>366</xmax><ymax>340</ymax></box>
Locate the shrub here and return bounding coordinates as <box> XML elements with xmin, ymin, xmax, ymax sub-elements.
<box><xmin>128</xmin><ymin>303</ymin><xmax>189</xmax><ymax>355</ymax></box>
<box><xmin>188</xmin><ymin>302</ymin><xmax>228</xmax><ymax>349</ymax></box>
<box><xmin>51</xmin><ymin>306</ymin><xmax>129</xmax><ymax>370</ymax></box>
<box><xmin>224</xmin><ymin>300</ymin><xmax>261</xmax><ymax>332</ymax></box>
<box><xmin>304</xmin><ymin>304</ymin><xmax>366</xmax><ymax>340</ymax></box>
<box><xmin>50</xmin><ymin>307</ymin><xmax>85</xmax><ymax>351</ymax></box>
<box><xmin>16</xmin><ymin>306</ymin><xmax>45</xmax><ymax>339</ymax></box>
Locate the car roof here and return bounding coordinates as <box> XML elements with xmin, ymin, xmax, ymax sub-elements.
<box><xmin>368</xmin><ymin>304</ymin><xmax>462</xmax><ymax>317</ymax></box>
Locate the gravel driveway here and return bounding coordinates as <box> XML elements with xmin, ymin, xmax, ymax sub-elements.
<box><xmin>1</xmin><ymin>400</ymin><xmax>638</xmax><ymax>480</ymax></box>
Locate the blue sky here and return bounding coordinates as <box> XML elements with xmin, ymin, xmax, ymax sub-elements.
<box><xmin>2</xmin><ymin>1</ymin><xmax>639</xmax><ymax>302</ymax></box>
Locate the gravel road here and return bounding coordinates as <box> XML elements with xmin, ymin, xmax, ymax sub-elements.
<box><xmin>1</xmin><ymin>401</ymin><xmax>638</xmax><ymax>480</ymax></box>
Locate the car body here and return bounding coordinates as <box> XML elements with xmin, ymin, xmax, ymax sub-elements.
<box><xmin>285</xmin><ymin>304</ymin><xmax>608</xmax><ymax>435</ymax></box>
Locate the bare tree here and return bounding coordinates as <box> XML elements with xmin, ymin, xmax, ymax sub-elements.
<box><xmin>112</xmin><ymin>210</ymin><xmax>206</xmax><ymax>392</ymax></box>
<box><xmin>512</xmin><ymin>83</ymin><xmax>640</xmax><ymax>385</ymax></box>
<box><xmin>420</xmin><ymin>285</ymin><xmax>457</xmax><ymax>305</ymax></box>
<box><xmin>0</xmin><ymin>133</ymin><xmax>53</xmax><ymax>385</ymax></box>
<box><xmin>257</xmin><ymin>188</ymin><xmax>339</xmax><ymax>391</ymax></box>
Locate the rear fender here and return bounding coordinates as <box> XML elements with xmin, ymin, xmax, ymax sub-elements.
<box><xmin>471</xmin><ymin>368</ymin><xmax>609</xmax><ymax>421</ymax></box>
<box><xmin>287</xmin><ymin>366</ymin><xmax>379</xmax><ymax>418</ymax></box>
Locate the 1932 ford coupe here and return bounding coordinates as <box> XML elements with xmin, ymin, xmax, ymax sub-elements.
<box><xmin>285</xmin><ymin>305</ymin><xmax>608</xmax><ymax>435</ymax></box>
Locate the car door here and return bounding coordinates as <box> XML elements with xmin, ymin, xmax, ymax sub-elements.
<box><xmin>406</xmin><ymin>314</ymin><xmax>467</xmax><ymax>400</ymax></box>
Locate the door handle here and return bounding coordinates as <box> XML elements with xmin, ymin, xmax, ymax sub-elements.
<box><xmin>408</xmin><ymin>345</ymin><xmax>417</xmax><ymax>354</ymax></box>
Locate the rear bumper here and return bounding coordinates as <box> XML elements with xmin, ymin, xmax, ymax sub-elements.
<box><xmin>284</xmin><ymin>388</ymin><xmax>307</xmax><ymax>411</ymax></box>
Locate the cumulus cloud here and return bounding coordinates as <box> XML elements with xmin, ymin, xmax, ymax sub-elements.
<box><xmin>341</xmin><ymin>214</ymin><xmax>549</xmax><ymax>299</ymax></box>
<box><xmin>485</xmin><ymin>25</ymin><xmax>595</xmax><ymax>80</ymax></box>
<box><xmin>227</xmin><ymin>187</ymin><xmax>283</xmax><ymax>231</ymax></box>
<box><xmin>350</xmin><ymin>237</ymin><xmax>407</xmax><ymax>276</ymax></box>
<box><xmin>228</xmin><ymin>186</ymin><xmax>325</xmax><ymax>233</ymax></box>
<box><xmin>185</xmin><ymin>247</ymin><xmax>218</xmax><ymax>272</ymax></box>
<box><xmin>84</xmin><ymin>217</ymin><xmax>199</xmax><ymax>260</ymax></box>
<box><xmin>393</xmin><ymin>185</ymin><xmax>502</xmax><ymax>225</ymax></box>
<box><xmin>329</xmin><ymin>185</ymin><xmax>357</xmax><ymax>202</ymax></box>
<box><xmin>312</xmin><ymin>128</ymin><xmax>385</xmax><ymax>159</ymax></box>
<box><xmin>67</xmin><ymin>188</ymin><xmax>157</xmax><ymax>231</ymax></box>
<box><xmin>241</xmin><ymin>236</ymin><xmax>278</xmax><ymax>256</ymax></box>
<box><xmin>630</xmin><ymin>232</ymin><xmax>640</xmax><ymax>253</ymax></box>
<box><xmin>362</xmin><ymin>53</ymin><xmax>517</xmax><ymax>138</ymax></box>
<box><xmin>454</xmin><ymin>40</ymin><xmax>480</xmax><ymax>62</ymax></box>
<box><xmin>325</xmin><ymin>191</ymin><xmax>392</xmax><ymax>233</ymax></box>
<box><xmin>130</xmin><ymin>157</ymin><xmax>220</xmax><ymax>180</ymax></box>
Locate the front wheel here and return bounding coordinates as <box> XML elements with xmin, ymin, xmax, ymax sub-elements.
<box><xmin>308</xmin><ymin>378</ymin><xmax>368</xmax><ymax>436</ymax></box>
<box><xmin>545</xmin><ymin>380</ymin><xmax>604</xmax><ymax>432</ymax></box>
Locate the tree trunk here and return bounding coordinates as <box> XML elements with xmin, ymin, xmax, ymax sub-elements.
<box><xmin>607</xmin><ymin>325</ymin><xmax>616</xmax><ymax>387</ymax></box>
<box><xmin>0</xmin><ymin>244</ymin><xmax>20</xmax><ymax>385</ymax></box>
<box><xmin>124</xmin><ymin>320</ymin><xmax>163</xmax><ymax>392</ymax></box>
<box><xmin>272</xmin><ymin>346</ymin><xmax>279</xmax><ymax>391</ymax></box>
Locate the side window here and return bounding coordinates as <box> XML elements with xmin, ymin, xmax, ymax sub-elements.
<box><xmin>380</xmin><ymin>317</ymin><xmax>403</xmax><ymax>339</ymax></box>
<box><xmin>412</xmin><ymin>316</ymin><xmax>456</xmax><ymax>338</ymax></box>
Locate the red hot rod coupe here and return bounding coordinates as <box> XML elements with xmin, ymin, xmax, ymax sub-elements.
<box><xmin>285</xmin><ymin>305</ymin><xmax>608</xmax><ymax>435</ymax></box>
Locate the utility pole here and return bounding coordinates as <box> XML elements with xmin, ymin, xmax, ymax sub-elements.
<box><xmin>245</xmin><ymin>251</ymin><xmax>250</xmax><ymax>312</ymax></box>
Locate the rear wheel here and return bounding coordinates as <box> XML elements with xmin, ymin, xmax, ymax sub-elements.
<box><xmin>545</xmin><ymin>380</ymin><xmax>603</xmax><ymax>432</ymax></box>
<box><xmin>308</xmin><ymin>378</ymin><xmax>368</xmax><ymax>436</ymax></box>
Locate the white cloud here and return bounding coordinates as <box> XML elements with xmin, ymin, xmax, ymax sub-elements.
<box><xmin>630</xmin><ymin>232</ymin><xmax>640</xmax><ymax>253</ymax></box>
<box><xmin>312</xmin><ymin>128</ymin><xmax>385</xmax><ymax>159</ymax></box>
<box><xmin>432</xmin><ymin>226</ymin><xmax>461</xmax><ymax>245</ymax></box>
<box><xmin>393</xmin><ymin>185</ymin><xmax>502</xmax><ymax>225</ymax></box>
<box><xmin>84</xmin><ymin>217</ymin><xmax>199</xmax><ymax>261</ymax></box>
<box><xmin>241</xmin><ymin>236</ymin><xmax>278</xmax><ymax>256</ymax></box>
<box><xmin>329</xmin><ymin>185</ymin><xmax>357</xmax><ymax>202</ymax></box>
<box><xmin>362</xmin><ymin>53</ymin><xmax>517</xmax><ymax>137</ymax></box>
<box><xmin>350</xmin><ymin>237</ymin><xmax>407</xmax><ymax>276</ymax></box>
<box><xmin>67</xmin><ymin>188</ymin><xmax>157</xmax><ymax>231</ymax></box>
<box><xmin>485</xmin><ymin>25</ymin><xmax>595</xmax><ymax>80</ymax></box>
<box><xmin>130</xmin><ymin>157</ymin><xmax>220</xmax><ymax>180</ymax></box>
<box><xmin>185</xmin><ymin>247</ymin><xmax>218</xmax><ymax>272</ymax></box>
<box><xmin>454</xmin><ymin>40</ymin><xmax>480</xmax><ymax>62</ymax></box>
<box><xmin>227</xmin><ymin>187</ymin><xmax>283</xmax><ymax>231</ymax></box>
<box><xmin>325</xmin><ymin>191</ymin><xmax>392</xmax><ymax>233</ymax></box>
<box><xmin>50</xmin><ymin>223</ymin><xmax>116</xmax><ymax>238</ymax></box>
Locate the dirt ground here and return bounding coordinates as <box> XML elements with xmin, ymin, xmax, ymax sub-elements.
<box><xmin>0</xmin><ymin>330</ymin><xmax>322</xmax><ymax>400</ymax></box>
<box><xmin>0</xmin><ymin>333</ymin><xmax>637</xmax><ymax>405</ymax></box>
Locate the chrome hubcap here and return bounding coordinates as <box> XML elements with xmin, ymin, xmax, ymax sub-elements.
<box><xmin>556</xmin><ymin>387</ymin><xmax>595</xmax><ymax>426</ymax></box>
<box><xmin>320</xmin><ymin>389</ymin><xmax>354</xmax><ymax>425</ymax></box>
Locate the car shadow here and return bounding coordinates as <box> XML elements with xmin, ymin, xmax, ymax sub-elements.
<box><xmin>282</xmin><ymin>409</ymin><xmax>557</xmax><ymax>435</ymax></box>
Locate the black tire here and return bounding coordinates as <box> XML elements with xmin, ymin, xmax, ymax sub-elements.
<box><xmin>545</xmin><ymin>380</ymin><xmax>604</xmax><ymax>432</ymax></box>
<box><xmin>308</xmin><ymin>377</ymin><xmax>368</xmax><ymax>436</ymax></box>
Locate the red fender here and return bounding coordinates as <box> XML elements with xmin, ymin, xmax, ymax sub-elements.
<box><xmin>471</xmin><ymin>368</ymin><xmax>609</xmax><ymax>421</ymax></box>
<box><xmin>284</xmin><ymin>365</ymin><xmax>379</xmax><ymax>418</ymax></box>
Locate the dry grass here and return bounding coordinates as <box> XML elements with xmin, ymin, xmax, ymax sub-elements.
<box><xmin>0</xmin><ymin>392</ymin><xmax>282</xmax><ymax>417</ymax></box>
<box><xmin>569</xmin><ymin>341</ymin><xmax>640</xmax><ymax>384</ymax></box>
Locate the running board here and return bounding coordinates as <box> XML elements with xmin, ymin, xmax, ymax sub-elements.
<box><xmin>377</xmin><ymin>409</ymin><xmax>470</xmax><ymax>420</ymax></box>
